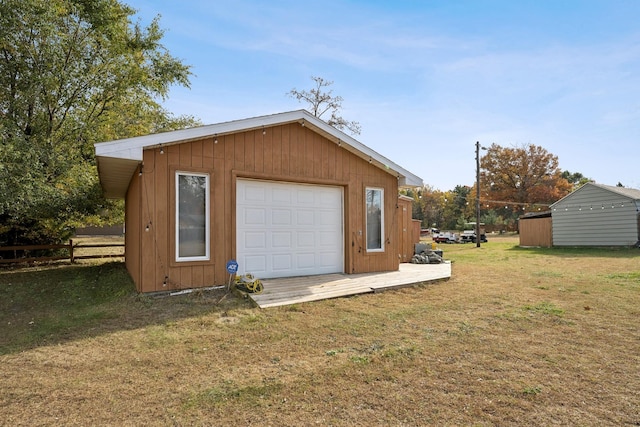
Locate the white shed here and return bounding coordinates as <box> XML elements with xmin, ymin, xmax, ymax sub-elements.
<box><xmin>550</xmin><ymin>183</ymin><xmax>640</xmax><ymax>247</ymax></box>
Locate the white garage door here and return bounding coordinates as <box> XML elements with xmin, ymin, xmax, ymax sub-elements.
<box><xmin>236</xmin><ymin>179</ymin><xmax>344</xmax><ymax>278</ymax></box>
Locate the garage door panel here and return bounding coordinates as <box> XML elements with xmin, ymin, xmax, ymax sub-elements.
<box><xmin>320</xmin><ymin>252</ymin><xmax>341</xmax><ymax>267</ymax></box>
<box><xmin>245</xmin><ymin>255</ymin><xmax>266</xmax><ymax>272</ymax></box>
<box><xmin>244</xmin><ymin>208</ymin><xmax>266</xmax><ymax>226</ymax></box>
<box><xmin>296</xmin><ymin>253</ymin><xmax>316</xmax><ymax>269</ymax></box>
<box><xmin>296</xmin><ymin>209</ymin><xmax>314</xmax><ymax>225</ymax></box>
<box><xmin>319</xmin><ymin>190</ymin><xmax>340</xmax><ymax>206</ymax></box>
<box><xmin>237</xmin><ymin>180</ymin><xmax>343</xmax><ymax>279</ymax></box>
<box><xmin>297</xmin><ymin>189</ymin><xmax>315</xmax><ymax>205</ymax></box>
<box><xmin>319</xmin><ymin>209</ymin><xmax>341</xmax><ymax>226</ymax></box>
<box><xmin>272</xmin><ymin>254</ymin><xmax>292</xmax><ymax>271</ymax></box>
<box><xmin>272</xmin><ymin>209</ymin><xmax>292</xmax><ymax>225</ymax></box>
<box><xmin>297</xmin><ymin>231</ymin><xmax>315</xmax><ymax>247</ymax></box>
<box><xmin>272</xmin><ymin>232</ymin><xmax>292</xmax><ymax>248</ymax></box>
<box><xmin>244</xmin><ymin>184</ymin><xmax>266</xmax><ymax>202</ymax></box>
<box><xmin>244</xmin><ymin>232</ymin><xmax>266</xmax><ymax>249</ymax></box>
<box><xmin>272</xmin><ymin>188</ymin><xmax>292</xmax><ymax>203</ymax></box>
<box><xmin>320</xmin><ymin>231</ymin><xmax>340</xmax><ymax>246</ymax></box>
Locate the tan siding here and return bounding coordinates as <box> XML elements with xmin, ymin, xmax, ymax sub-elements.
<box><xmin>254</xmin><ymin>130</ymin><xmax>264</xmax><ymax>173</ymax></box>
<box><xmin>281</xmin><ymin>126</ymin><xmax>290</xmax><ymax>176</ymax></box>
<box><xmin>134</xmin><ymin>122</ymin><xmax>403</xmax><ymax>291</ymax></box>
<box><xmin>304</xmin><ymin>128</ymin><xmax>314</xmax><ymax>177</ymax></box>
<box><xmin>203</xmin><ymin>137</ymin><xmax>214</xmax><ymax>159</ymax></box>
<box><xmin>313</xmin><ymin>132</ymin><xmax>322</xmax><ymax>178</ymax></box>
<box><xmin>125</xmin><ymin>167</ymin><xmax>142</xmax><ymax>291</ymax></box>
<box><xmin>326</xmin><ymin>142</ymin><xmax>336</xmax><ymax>179</ymax></box>
<box><xmin>519</xmin><ymin>217</ymin><xmax>552</xmax><ymax>247</ymax></box>
<box><xmin>154</xmin><ymin>148</ymin><xmax>169</xmax><ymax>291</ymax></box>
<box><xmin>246</xmin><ymin>132</ymin><xmax>256</xmax><ymax>171</ymax></box>
<box><xmin>289</xmin><ymin>125</ymin><xmax>300</xmax><ymax>175</ymax></box>
<box><xmin>223</xmin><ymin>139</ymin><xmax>233</xmax><ymax>284</ymax></box>
<box><xmin>272</xmin><ymin>126</ymin><xmax>282</xmax><ymax>175</ymax></box>
<box><xmin>398</xmin><ymin>197</ymin><xmax>411</xmax><ymax>262</ymax></box>
<box><xmin>191</xmin><ymin>140</ymin><xmax>203</xmax><ymax>168</ymax></box>
<box><xmin>263</xmin><ymin>128</ymin><xmax>273</xmax><ymax>174</ymax></box>
<box><xmin>213</xmin><ymin>156</ymin><xmax>227</xmax><ymax>285</ymax></box>
<box><xmin>140</xmin><ymin>151</ymin><xmax>156</xmax><ymax>291</ymax></box>
<box><xmin>412</xmin><ymin>220</ymin><xmax>421</xmax><ymax>249</ymax></box>
<box><xmin>403</xmin><ymin>203</ymin><xmax>412</xmax><ymax>261</ymax></box>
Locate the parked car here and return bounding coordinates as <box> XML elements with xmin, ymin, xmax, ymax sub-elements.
<box><xmin>460</xmin><ymin>230</ymin><xmax>487</xmax><ymax>243</ymax></box>
<box><xmin>433</xmin><ymin>232</ymin><xmax>459</xmax><ymax>243</ymax></box>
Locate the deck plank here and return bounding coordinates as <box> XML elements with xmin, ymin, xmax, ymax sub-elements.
<box><xmin>250</xmin><ymin>262</ymin><xmax>451</xmax><ymax>308</ymax></box>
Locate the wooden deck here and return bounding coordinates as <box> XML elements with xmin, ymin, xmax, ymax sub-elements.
<box><xmin>249</xmin><ymin>262</ymin><xmax>451</xmax><ymax>308</ymax></box>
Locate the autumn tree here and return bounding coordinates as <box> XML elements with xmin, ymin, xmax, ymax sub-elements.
<box><xmin>0</xmin><ymin>0</ymin><xmax>195</xmax><ymax>245</ymax></box>
<box><xmin>480</xmin><ymin>143</ymin><xmax>571</xmax><ymax>219</ymax></box>
<box><xmin>288</xmin><ymin>76</ymin><xmax>361</xmax><ymax>135</ymax></box>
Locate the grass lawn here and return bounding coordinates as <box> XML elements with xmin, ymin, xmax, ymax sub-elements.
<box><xmin>1</xmin><ymin>236</ymin><xmax>639</xmax><ymax>425</ymax></box>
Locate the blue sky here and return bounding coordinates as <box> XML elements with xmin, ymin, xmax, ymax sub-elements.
<box><xmin>131</xmin><ymin>0</ymin><xmax>640</xmax><ymax>190</ymax></box>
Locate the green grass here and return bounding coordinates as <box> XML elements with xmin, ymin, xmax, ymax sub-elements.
<box><xmin>0</xmin><ymin>261</ymin><xmax>246</xmax><ymax>355</ymax></box>
<box><xmin>1</xmin><ymin>236</ymin><xmax>639</xmax><ymax>426</ymax></box>
<box><xmin>0</xmin><ymin>262</ymin><xmax>134</xmax><ymax>354</ymax></box>
<box><xmin>185</xmin><ymin>379</ymin><xmax>284</xmax><ymax>409</ymax></box>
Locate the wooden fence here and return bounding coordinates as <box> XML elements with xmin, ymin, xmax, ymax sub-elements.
<box><xmin>0</xmin><ymin>240</ymin><xmax>124</xmax><ymax>264</ymax></box>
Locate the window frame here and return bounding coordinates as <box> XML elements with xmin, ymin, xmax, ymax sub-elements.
<box><xmin>365</xmin><ymin>187</ymin><xmax>385</xmax><ymax>252</ymax></box>
<box><xmin>175</xmin><ymin>171</ymin><xmax>210</xmax><ymax>262</ymax></box>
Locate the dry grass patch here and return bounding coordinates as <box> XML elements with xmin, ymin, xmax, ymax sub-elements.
<box><xmin>1</xmin><ymin>236</ymin><xmax>639</xmax><ymax>425</ymax></box>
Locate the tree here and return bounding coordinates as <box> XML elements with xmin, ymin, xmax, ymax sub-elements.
<box><xmin>480</xmin><ymin>143</ymin><xmax>571</xmax><ymax>219</ymax></box>
<box><xmin>561</xmin><ymin>170</ymin><xmax>592</xmax><ymax>190</ymax></box>
<box><xmin>0</xmin><ymin>0</ymin><xmax>195</xmax><ymax>245</ymax></box>
<box><xmin>288</xmin><ymin>76</ymin><xmax>361</xmax><ymax>135</ymax></box>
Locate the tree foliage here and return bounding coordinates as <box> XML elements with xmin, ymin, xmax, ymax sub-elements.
<box><xmin>561</xmin><ymin>170</ymin><xmax>592</xmax><ymax>191</ymax></box>
<box><xmin>288</xmin><ymin>76</ymin><xmax>361</xmax><ymax>135</ymax></box>
<box><xmin>0</xmin><ymin>0</ymin><xmax>196</xmax><ymax>245</ymax></box>
<box><xmin>480</xmin><ymin>143</ymin><xmax>571</xmax><ymax>216</ymax></box>
<box><xmin>407</xmin><ymin>144</ymin><xmax>575</xmax><ymax>232</ymax></box>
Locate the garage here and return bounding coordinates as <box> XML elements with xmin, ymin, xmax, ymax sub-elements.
<box><xmin>236</xmin><ymin>179</ymin><xmax>344</xmax><ymax>278</ymax></box>
<box><xmin>95</xmin><ymin>110</ymin><xmax>423</xmax><ymax>292</ymax></box>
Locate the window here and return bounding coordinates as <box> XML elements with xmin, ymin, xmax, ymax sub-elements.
<box><xmin>365</xmin><ymin>187</ymin><xmax>384</xmax><ymax>252</ymax></box>
<box><xmin>176</xmin><ymin>172</ymin><xmax>210</xmax><ymax>261</ymax></box>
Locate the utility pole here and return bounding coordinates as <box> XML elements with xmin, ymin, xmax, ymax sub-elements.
<box><xmin>475</xmin><ymin>141</ymin><xmax>481</xmax><ymax>248</ymax></box>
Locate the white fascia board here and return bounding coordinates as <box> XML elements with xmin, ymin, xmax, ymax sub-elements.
<box><xmin>94</xmin><ymin>110</ymin><xmax>309</xmax><ymax>160</ymax></box>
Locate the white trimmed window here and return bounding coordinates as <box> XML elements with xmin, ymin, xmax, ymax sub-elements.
<box><xmin>365</xmin><ymin>187</ymin><xmax>384</xmax><ymax>252</ymax></box>
<box><xmin>176</xmin><ymin>172</ymin><xmax>210</xmax><ymax>262</ymax></box>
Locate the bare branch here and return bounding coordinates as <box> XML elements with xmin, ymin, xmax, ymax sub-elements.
<box><xmin>287</xmin><ymin>76</ymin><xmax>361</xmax><ymax>135</ymax></box>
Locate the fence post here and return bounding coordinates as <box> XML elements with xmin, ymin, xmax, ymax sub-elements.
<box><xmin>69</xmin><ymin>239</ymin><xmax>74</xmax><ymax>263</ymax></box>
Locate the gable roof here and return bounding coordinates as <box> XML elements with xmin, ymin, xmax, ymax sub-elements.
<box><xmin>95</xmin><ymin>109</ymin><xmax>423</xmax><ymax>198</ymax></box>
<box><xmin>550</xmin><ymin>182</ymin><xmax>640</xmax><ymax>208</ymax></box>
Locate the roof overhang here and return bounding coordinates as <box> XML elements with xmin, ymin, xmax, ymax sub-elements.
<box><xmin>95</xmin><ymin>109</ymin><xmax>423</xmax><ymax>199</ymax></box>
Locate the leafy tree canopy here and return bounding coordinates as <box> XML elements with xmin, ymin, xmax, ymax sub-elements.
<box><xmin>0</xmin><ymin>0</ymin><xmax>196</xmax><ymax>245</ymax></box>
<box><xmin>480</xmin><ymin>143</ymin><xmax>572</xmax><ymax>211</ymax></box>
<box><xmin>561</xmin><ymin>170</ymin><xmax>592</xmax><ymax>190</ymax></box>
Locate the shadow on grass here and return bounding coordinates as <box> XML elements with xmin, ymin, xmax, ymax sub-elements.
<box><xmin>0</xmin><ymin>261</ymin><xmax>252</xmax><ymax>355</ymax></box>
<box><xmin>508</xmin><ymin>245</ymin><xmax>640</xmax><ymax>258</ymax></box>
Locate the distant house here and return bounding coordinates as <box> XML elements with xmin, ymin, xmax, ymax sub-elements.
<box><xmin>549</xmin><ymin>182</ymin><xmax>640</xmax><ymax>247</ymax></box>
<box><xmin>94</xmin><ymin>110</ymin><xmax>423</xmax><ymax>293</ymax></box>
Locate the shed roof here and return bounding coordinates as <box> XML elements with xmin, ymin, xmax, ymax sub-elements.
<box><xmin>95</xmin><ymin>110</ymin><xmax>423</xmax><ymax>198</ymax></box>
<box><xmin>550</xmin><ymin>182</ymin><xmax>640</xmax><ymax>208</ymax></box>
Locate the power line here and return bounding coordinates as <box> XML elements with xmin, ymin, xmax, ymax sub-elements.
<box><xmin>481</xmin><ymin>200</ymin><xmax>551</xmax><ymax>207</ymax></box>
